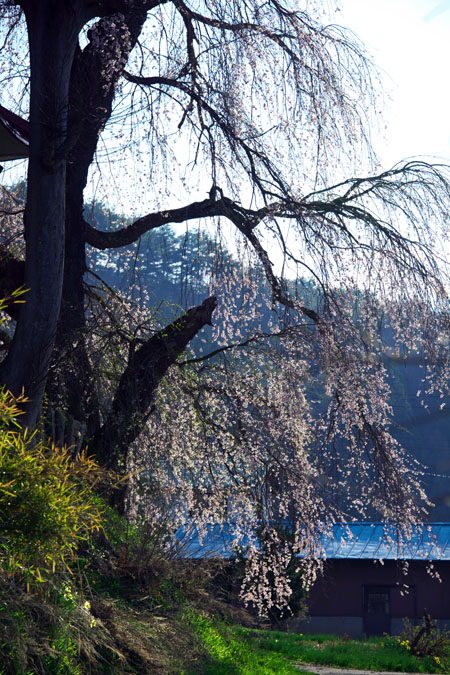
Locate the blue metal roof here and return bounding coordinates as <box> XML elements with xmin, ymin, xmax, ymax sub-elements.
<box><xmin>321</xmin><ymin>523</ymin><xmax>450</xmax><ymax>561</ymax></box>
<box><xmin>177</xmin><ymin>522</ymin><xmax>450</xmax><ymax>561</ymax></box>
<box><xmin>174</xmin><ymin>523</ymin><xmax>237</xmax><ymax>559</ymax></box>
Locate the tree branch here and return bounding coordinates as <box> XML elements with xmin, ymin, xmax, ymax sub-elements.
<box><xmin>86</xmin><ymin>161</ymin><xmax>450</xmax><ymax>334</ymax></box>
<box><xmin>94</xmin><ymin>295</ymin><xmax>217</xmax><ymax>467</ymax></box>
<box><xmin>122</xmin><ymin>70</ymin><xmax>290</xmax><ymax>198</ymax></box>
<box><xmin>178</xmin><ymin>322</ymin><xmax>313</xmax><ymax>367</ymax></box>
<box><xmin>85</xmin><ymin>197</ymin><xmax>244</xmax><ymax>249</ymax></box>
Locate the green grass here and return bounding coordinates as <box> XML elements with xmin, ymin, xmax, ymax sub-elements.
<box><xmin>239</xmin><ymin>629</ymin><xmax>450</xmax><ymax>673</ymax></box>
<box><xmin>185</xmin><ymin>610</ymin><xmax>450</xmax><ymax>674</ymax></box>
<box><xmin>184</xmin><ymin>610</ymin><xmax>308</xmax><ymax>674</ymax></box>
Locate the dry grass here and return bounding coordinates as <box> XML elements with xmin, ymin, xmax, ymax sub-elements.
<box><xmin>0</xmin><ymin>543</ymin><xmax>260</xmax><ymax>675</ymax></box>
<box><xmin>0</xmin><ymin>578</ymin><xmax>206</xmax><ymax>674</ymax></box>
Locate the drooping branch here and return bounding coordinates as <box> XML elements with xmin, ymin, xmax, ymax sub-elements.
<box><xmin>86</xmin><ymin>160</ymin><xmax>450</xmax><ymax>329</ymax></box>
<box><xmin>85</xmin><ymin>189</ymin><xmax>321</xmax><ymax>321</ymax></box>
<box><xmin>93</xmin><ymin>295</ymin><xmax>217</xmax><ymax>467</ymax></box>
<box><xmin>171</xmin><ymin>0</ymin><xmax>310</xmax><ymax>63</ymax></box>
<box><xmin>178</xmin><ymin>322</ymin><xmax>314</xmax><ymax>367</ymax></box>
<box><xmin>122</xmin><ymin>70</ymin><xmax>290</xmax><ymax>198</ymax></box>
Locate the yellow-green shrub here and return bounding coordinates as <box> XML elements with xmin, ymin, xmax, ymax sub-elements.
<box><xmin>0</xmin><ymin>389</ymin><xmax>104</xmax><ymax>582</ymax></box>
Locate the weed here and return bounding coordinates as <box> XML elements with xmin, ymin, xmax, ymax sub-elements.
<box><xmin>397</xmin><ymin>614</ymin><xmax>450</xmax><ymax>658</ymax></box>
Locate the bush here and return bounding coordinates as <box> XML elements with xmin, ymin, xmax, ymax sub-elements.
<box><xmin>0</xmin><ymin>387</ymin><xmax>104</xmax><ymax>583</ymax></box>
<box><xmin>396</xmin><ymin>613</ymin><xmax>450</xmax><ymax>662</ymax></box>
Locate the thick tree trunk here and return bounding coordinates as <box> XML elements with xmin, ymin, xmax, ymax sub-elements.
<box><xmin>0</xmin><ymin>1</ymin><xmax>84</xmax><ymax>427</ymax></box>
<box><xmin>47</xmin><ymin>162</ymin><xmax>94</xmax><ymax>427</ymax></box>
<box><xmin>48</xmin><ymin>8</ymin><xmax>148</xmax><ymax>434</ymax></box>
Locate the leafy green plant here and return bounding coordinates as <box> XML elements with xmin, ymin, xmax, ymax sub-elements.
<box><xmin>43</xmin><ymin>630</ymin><xmax>81</xmax><ymax>675</ymax></box>
<box><xmin>0</xmin><ymin>387</ymin><xmax>105</xmax><ymax>584</ymax></box>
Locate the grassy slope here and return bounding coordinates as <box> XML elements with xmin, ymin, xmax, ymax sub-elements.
<box><xmin>0</xmin><ymin>586</ymin><xmax>303</xmax><ymax>674</ymax></box>
<box><xmin>3</xmin><ymin>568</ymin><xmax>450</xmax><ymax>674</ymax></box>
<box><xmin>185</xmin><ymin>610</ymin><xmax>303</xmax><ymax>674</ymax></box>
<box><xmin>0</xmin><ymin>540</ymin><xmax>303</xmax><ymax>674</ymax></box>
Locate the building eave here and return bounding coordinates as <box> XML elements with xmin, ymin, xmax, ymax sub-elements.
<box><xmin>0</xmin><ymin>104</ymin><xmax>29</xmax><ymax>161</ymax></box>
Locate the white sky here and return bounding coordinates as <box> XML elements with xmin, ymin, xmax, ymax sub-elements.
<box><xmin>337</xmin><ymin>0</ymin><xmax>450</xmax><ymax>168</ymax></box>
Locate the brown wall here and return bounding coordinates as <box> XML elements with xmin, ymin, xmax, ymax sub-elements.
<box><xmin>307</xmin><ymin>559</ymin><xmax>450</xmax><ymax>620</ymax></box>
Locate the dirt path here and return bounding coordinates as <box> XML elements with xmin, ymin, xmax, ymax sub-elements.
<box><xmin>295</xmin><ymin>664</ymin><xmax>436</xmax><ymax>675</ymax></box>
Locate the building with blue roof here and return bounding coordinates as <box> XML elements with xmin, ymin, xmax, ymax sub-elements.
<box><xmin>320</xmin><ymin>522</ymin><xmax>450</xmax><ymax>561</ymax></box>
<box><xmin>180</xmin><ymin>521</ymin><xmax>450</xmax><ymax>637</ymax></box>
<box><xmin>294</xmin><ymin>523</ymin><xmax>450</xmax><ymax>637</ymax></box>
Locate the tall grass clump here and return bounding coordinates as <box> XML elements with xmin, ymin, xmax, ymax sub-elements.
<box><xmin>0</xmin><ymin>389</ymin><xmax>104</xmax><ymax>584</ymax></box>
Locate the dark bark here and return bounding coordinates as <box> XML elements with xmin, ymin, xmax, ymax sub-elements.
<box><xmin>49</xmin><ymin>6</ymin><xmax>149</xmax><ymax>429</ymax></box>
<box><xmin>0</xmin><ymin>1</ymin><xmax>84</xmax><ymax>427</ymax></box>
<box><xmin>18</xmin><ymin>1</ymin><xmax>213</xmax><ymax>479</ymax></box>
<box><xmin>93</xmin><ymin>296</ymin><xmax>217</xmax><ymax>469</ymax></box>
<box><xmin>85</xmin><ymin>197</ymin><xmax>259</xmax><ymax>249</ymax></box>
